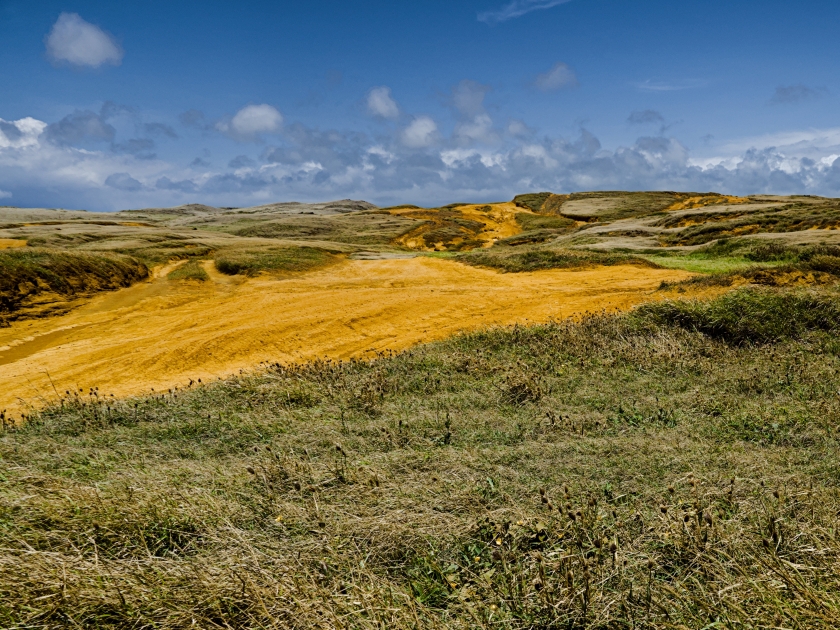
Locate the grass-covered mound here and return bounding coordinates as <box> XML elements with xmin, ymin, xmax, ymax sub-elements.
<box><xmin>3</xmin><ymin>287</ymin><xmax>840</xmax><ymax>627</ymax></box>
<box><xmin>0</xmin><ymin>249</ymin><xmax>148</xmax><ymax>323</ymax></box>
<box><xmin>213</xmin><ymin>246</ymin><xmax>337</xmax><ymax>276</ymax></box>
<box><xmin>459</xmin><ymin>246</ymin><xmax>660</xmax><ymax>272</ymax></box>
<box><xmin>166</xmin><ymin>258</ymin><xmax>209</xmax><ymax>281</ymax></box>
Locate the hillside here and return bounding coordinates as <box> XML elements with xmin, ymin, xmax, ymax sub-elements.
<box><xmin>3</xmin><ymin>288</ymin><xmax>840</xmax><ymax>628</ymax></box>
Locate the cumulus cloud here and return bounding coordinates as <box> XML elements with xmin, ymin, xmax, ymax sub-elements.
<box><xmin>770</xmin><ymin>84</ymin><xmax>827</xmax><ymax>104</ymax></box>
<box><xmin>455</xmin><ymin>114</ymin><xmax>499</xmax><ymax>145</ymax></box>
<box><xmin>0</xmin><ymin>190</ymin><xmax>11</xmax><ymax>200</ymax></box>
<box><xmin>451</xmin><ymin>80</ymin><xmax>491</xmax><ymax>117</ymax></box>
<box><xmin>535</xmin><ymin>62</ymin><xmax>578</xmax><ymax>91</ymax></box>
<box><xmin>478</xmin><ymin>0</ymin><xmax>573</xmax><ymax>24</ymax></box>
<box><xmin>216</xmin><ymin>104</ymin><xmax>283</xmax><ymax>141</ymax></box>
<box><xmin>104</xmin><ymin>172</ymin><xmax>143</xmax><ymax>191</ymax></box>
<box><xmin>45</xmin><ymin>13</ymin><xmax>123</xmax><ymax>68</ymax></box>
<box><xmin>45</xmin><ymin>110</ymin><xmax>115</xmax><ymax>145</ymax></box>
<box><xmin>366</xmin><ymin>87</ymin><xmax>399</xmax><ymax>119</ymax></box>
<box><xmin>401</xmin><ymin>116</ymin><xmax>439</xmax><ymax>148</ymax></box>
<box><xmin>0</xmin><ymin>118</ymin><xmax>47</xmax><ymax>149</ymax></box>
<box><xmin>628</xmin><ymin>110</ymin><xmax>665</xmax><ymax>125</ymax></box>
<box><xmin>7</xmin><ymin>106</ymin><xmax>840</xmax><ymax>212</ymax></box>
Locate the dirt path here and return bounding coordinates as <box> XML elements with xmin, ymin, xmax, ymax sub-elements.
<box><xmin>0</xmin><ymin>258</ymin><xmax>694</xmax><ymax>415</ymax></box>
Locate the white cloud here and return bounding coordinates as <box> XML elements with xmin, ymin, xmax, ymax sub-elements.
<box><xmin>452</xmin><ymin>80</ymin><xmax>491</xmax><ymax>117</ymax></box>
<box><xmin>0</xmin><ymin>190</ymin><xmax>11</xmax><ymax>200</ymax></box>
<box><xmin>366</xmin><ymin>87</ymin><xmax>399</xmax><ymax>119</ymax></box>
<box><xmin>455</xmin><ymin>114</ymin><xmax>499</xmax><ymax>145</ymax></box>
<box><xmin>45</xmin><ymin>13</ymin><xmax>123</xmax><ymax>68</ymax></box>
<box><xmin>0</xmin><ymin>117</ymin><xmax>47</xmax><ymax>149</ymax></box>
<box><xmin>478</xmin><ymin>0</ymin><xmax>573</xmax><ymax>24</ymax></box>
<box><xmin>535</xmin><ymin>62</ymin><xmax>578</xmax><ymax>91</ymax></box>
<box><xmin>401</xmin><ymin>116</ymin><xmax>438</xmax><ymax>148</ymax></box>
<box><xmin>7</xmin><ymin>107</ymin><xmax>840</xmax><ymax>212</ymax></box>
<box><xmin>231</xmin><ymin>104</ymin><xmax>283</xmax><ymax>135</ymax></box>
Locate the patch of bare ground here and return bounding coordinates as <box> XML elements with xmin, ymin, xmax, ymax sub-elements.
<box><xmin>0</xmin><ymin>257</ymin><xmax>693</xmax><ymax>415</ymax></box>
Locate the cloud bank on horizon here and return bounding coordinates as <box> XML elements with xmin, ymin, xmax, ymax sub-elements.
<box><xmin>1</xmin><ymin>2</ymin><xmax>840</xmax><ymax>211</ymax></box>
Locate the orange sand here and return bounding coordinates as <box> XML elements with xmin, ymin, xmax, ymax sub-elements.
<box><xmin>391</xmin><ymin>202</ymin><xmax>528</xmax><ymax>250</ymax></box>
<box><xmin>0</xmin><ymin>239</ymin><xmax>27</xmax><ymax>249</ymax></box>
<box><xmin>0</xmin><ymin>257</ymin><xmax>693</xmax><ymax>415</ymax></box>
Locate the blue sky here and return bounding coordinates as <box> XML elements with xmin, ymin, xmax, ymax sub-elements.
<box><xmin>1</xmin><ymin>0</ymin><xmax>840</xmax><ymax>210</ymax></box>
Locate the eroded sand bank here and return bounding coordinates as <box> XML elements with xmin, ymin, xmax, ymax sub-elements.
<box><xmin>0</xmin><ymin>257</ymin><xmax>694</xmax><ymax>414</ymax></box>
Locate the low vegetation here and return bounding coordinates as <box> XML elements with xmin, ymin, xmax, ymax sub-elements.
<box><xmin>4</xmin><ymin>287</ymin><xmax>840</xmax><ymax>627</ymax></box>
<box><xmin>213</xmin><ymin>246</ymin><xmax>338</xmax><ymax>276</ymax></box>
<box><xmin>0</xmin><ymin>249</ymin><xmax>147</xmax><ymax>323</ymax></box>
<box><xmin>658</xmin><ymin>199</ymin><xmax>840</xmax><ymax>246</ymax></box>
<box><xmin>166</xmin><ymin>258</ymin><xmax>209</xmax><ymax>281</ymax></box>
<box><xmin>459</xmin><ymin>246</ymin><xmax>660</xmax><ymax>273</ymax></box>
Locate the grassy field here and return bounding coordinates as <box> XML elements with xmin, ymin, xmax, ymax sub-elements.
<box><xmin>4</xmin><ymin>191</ymin><xmax>840</xmax><ymax>627</ymax></box>
<box><xmin>3</xmin><ymin>287</ymin><xmax>840</xmax><ymax>628</ymax></box>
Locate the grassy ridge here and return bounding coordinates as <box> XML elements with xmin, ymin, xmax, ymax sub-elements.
<box><xmin>3</xmin><ymin>288</ymin><xmax>840</xmax><ymax>627</ymax></box>
<box><xmin>0</xmin><ymin>249</ymin><xmax>148</xmax><ymax>322</ymax></box>
<box><xmin>458</xmin><ymin>246</ymin><xmax>661</xmax><ymax>272</ymax></box>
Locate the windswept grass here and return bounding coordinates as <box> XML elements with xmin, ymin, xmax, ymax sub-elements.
<box><xmin>3</xmin><ymin>287</ymin><xmax>840</xmax><ymax>627</ymax></box>
<box><xmin>214</xmin><ymin>246</ymin><xmax>338</xmax><ymax>276</ymax></box>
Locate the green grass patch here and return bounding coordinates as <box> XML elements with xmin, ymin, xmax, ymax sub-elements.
<box><xmin>213</xmin><ymin>246</ymin><xmax>337</xmax><ymax>276</ymax></box>
<box><xmin>640</xmin><ymin>254</ymin><xmax>774</xmax><ymax>274</ymax></box>
<box><xmin>166</xmin><ymin>259</ymin><xmax>209</xmax><ymax>281</ymax></box>
<box><xmin>459</xmin><ymin>246</ymin><xmax>660</xmax><ymax>272</ymax></box>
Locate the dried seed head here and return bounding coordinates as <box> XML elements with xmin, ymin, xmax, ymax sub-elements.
<box><xmin>293</xmin><ymin>481</ymin><xmax>301</xmax><ymax>491</ymax></box>
<box><xmin>660</xmin><ymin>505</ymin><xmax>668</xmax><ymax>514</ymax></box>
<box><xmin>539</xmin><ymin>487</ymin><xmax>546</xmax><ymax>496</ymax></box>
<box><xmin>609</xmin><ymin>540</ymin><xmax>618</xmax><ymax>554</ymax></box>
<box><xmin>667</xmin><ymin>486</ymin><xmax>675</xmax><ymax>494</ymax></box>
<box><xmin>773</xmin><ymin>489</ymin><xmax>780</xmax><ymax>499</ymax></box>
<box><xmin>246</xmin><ymin>466</ymin><xmax>255</xmax><ymax>475</ymax></box>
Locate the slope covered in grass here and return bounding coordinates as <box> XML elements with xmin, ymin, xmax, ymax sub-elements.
<box><xmin>3</xmin><ymin>287</ymin><xmax>840</xmax><ymax>628</ymax></box>
<box><xmin>0</xmin><ymin>249</ymin><xmax>148</xmax><ymax>323</ymax></box>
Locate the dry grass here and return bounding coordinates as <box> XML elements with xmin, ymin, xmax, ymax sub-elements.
<box><xmin>3</xmin><ymin>287</ymin><xmax>840</xmax><ymax>628</ymax></box>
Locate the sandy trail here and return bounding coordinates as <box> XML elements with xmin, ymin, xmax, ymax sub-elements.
<box><xmin>0</xmin><ymin>258</ymin><xmax>693</xmax><ymax>415</ymax></box>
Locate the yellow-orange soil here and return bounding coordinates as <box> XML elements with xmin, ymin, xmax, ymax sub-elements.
<box><xmin>0</xmin><ymin>239</ymin><xmax>27</xmax><ymax>249</ymax></box>
<box><xmin>0</xmin><ymin>258</ymin><xmax>694</xmax><ymax>415</ymax></box>
<box><xmin>665</xmin><ymin>195</ymin><xmax>752</xmax><ymax>211</ymax></box>
<box><xmin>390</xmin><ymin>202</ymin><xmax>529</xmax><ymax>250</ymax></box>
